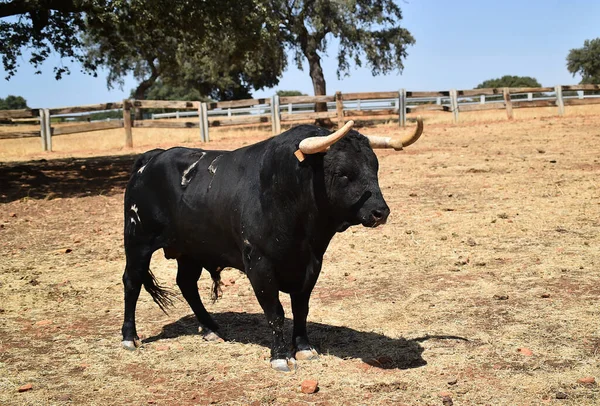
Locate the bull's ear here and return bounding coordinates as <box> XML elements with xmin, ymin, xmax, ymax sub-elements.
<box><xmin>294</xmin><ymin>121</ymin><xmax>354</xmax><ymax>162</ymax></box>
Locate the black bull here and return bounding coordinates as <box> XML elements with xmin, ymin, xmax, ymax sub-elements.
<box><xmin>121</xmin><ymin>121</ymin><xmax>422</xmax><ymax>371</ymax></box>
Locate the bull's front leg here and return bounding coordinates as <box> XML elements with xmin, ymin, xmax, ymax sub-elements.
<box><xmin>291</xmin><ymin>291</ymin><xmax>319</xmax><ymax>360</ymax></box>
<box><xmin>245</xmin><ymin>255</ymin><xmax>296</xmax><ymax>372</ymax></box>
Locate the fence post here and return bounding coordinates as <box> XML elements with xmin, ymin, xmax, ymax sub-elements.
<box><xmin>480</xmin><ymin>95</ymin><xmax>485</xmax><ymax>104</ymax></box>
<box><xmin>198</xmin><ymin>102</ymin><xmax>206</xmax><ymax>142</ymax></box>
<box><xmin>202</xmin><ymin>102</ymin><xmax>210</xmax><ymax>141</ymax></box>
<box><xmin>398</xmin><ymin>89</ymin><xmax>406</xmax><ymax>128</ymax></box>
<box><xmin>271</xmin><ymin>95</ymin><xmax>281</xmax><ymax>135</ymax></box>
<box><xmin>503</xmin><ymin>88</ymin><xmax>513</xmax><ymax>120</ymax></box>
<box><xmin>335</xmin><ymin>91</ymin><xmax>344</xmax><ymax>129</ymax></box>
<box><xmin>123</xmin><ymin>99</ymin><xmax>133</xmax><ymax>148</ymax></box>
<box><xmin>39</xmin><ymin>109</ymin><xmax>47</xmax><ymax>151</ymax></box>
<box><xmin>450</xmin><ymin>89</ymin><xmax>459</xmax><ymax>123</ymax></box>
<box><xmin>44</xmin><ymin>108</ymin><xmax>52</xmax><ymax>151</ymax></box>
<box><xmin>555</xmin><ymin>85</ymin><xmax>565</xmax><ymax>116</ymax></box>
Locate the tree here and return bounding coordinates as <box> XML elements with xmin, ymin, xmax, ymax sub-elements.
<box><xmin>1</xmin><ymin>1</ymin><xmax>286</xmax><ymax>104</ymax></box>
<box><xmin>476</xmin><ymin>75</ymin><xmax>542</xmax><ymax>89</ymax></box>
<box><xmin>83</xmin><ymin>1</ymin><xmax>285</xmax><ymax>118</ymax></box>
<box><xmin>567</xmin><ymin>38</ymin><xmax>600</xmax><ymax>84</ymax></box>
<box><xmin>0</xmin><ymin>0</ymin><xmax>110</xmax><ymax>80</ymax></box>
<box><xmin>0</xmin><ymin>95</ymin><xmax>28</xmax><ymax>110</ymax></box>
<box><xmin>268</xmin><ymin>0</ymin><xmax>415</xmax><ymax>121</ymax></box>
<box><xmin>276</xmin><ymin>90</ymin><xmax>307</xmax><ymax>97</ymax></box>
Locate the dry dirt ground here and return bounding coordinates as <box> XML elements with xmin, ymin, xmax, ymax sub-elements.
<box><xmin>1</xmin><ymin>110</ymin><xmax>599</xmax><ymax>405</ymax></box>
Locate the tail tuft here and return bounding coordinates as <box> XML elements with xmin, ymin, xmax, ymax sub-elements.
<box><xmin>143</xmin><ymin>269</ymin><xmax>177</xmax><ymax>314</ymax></box>
<box><xmin>210</xmin><ymin>267</ymin><xmax>223</xmax><ymax>303</ymax></box>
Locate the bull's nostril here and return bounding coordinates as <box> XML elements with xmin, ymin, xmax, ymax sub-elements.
<box><xmin>372</xmin><ymin>210</ymin><xmax>384</xmax><ymax>220</ymax></box>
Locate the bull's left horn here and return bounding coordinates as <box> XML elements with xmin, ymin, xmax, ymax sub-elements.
<box><xmin>366</xmin><ymin>116</ymin><xmax>423</xmax><ymax>151</ymax></box>
<box><xmin>295</xmin><ymin>120</ymin><xmax>355</xmax><ymax>161</ymax></box>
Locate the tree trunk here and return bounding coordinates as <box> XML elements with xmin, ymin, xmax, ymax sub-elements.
<box><xmin>306</xmin><ymin>53</ymin><xmax>334</xmax><ymax>127</ymax></box>
<box><xmin>302</xmin><ymin>34</ymin><xmax>334</xmax><ymax>127</ymax></box>
<box><xmin>133</xmin><ymin>64</ymin><xmax>160</xmax><ymax>120</ymax></box>
<box><xmin>133</xmin><ymin>81</ymin><xmax>152</xmax><ymax>121</ymax></box>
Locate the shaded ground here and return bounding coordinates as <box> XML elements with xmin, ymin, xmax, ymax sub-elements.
<box><xmin>1</xmin><ymin>112</ymin><xmax>600</xmax><ymax>405</ymax></box>
<box><xmin>0</xmin><ymin>155</ymin><xmax>136</xmax><ymax>203</ymax></box>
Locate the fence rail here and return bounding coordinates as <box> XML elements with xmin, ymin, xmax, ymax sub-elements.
<box><xmin>1</xmin><ymin>84</ymin><xmax>599</xmax><ymax>151</ymax></box>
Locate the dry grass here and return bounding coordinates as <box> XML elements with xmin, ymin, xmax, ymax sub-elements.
<box><xmin>2</xmin><ymin>103</ymin><xmax>598</xmax><ymax>161</ymax></box>
<box><xmin>1</xmin><ymin>107</ymin><xmax>600</xmax><ymax>405</ymax></box>
<box><xmin>0</xmin><ymin>123</ymin><xmax>273</xmax><ymax>161</ymax></box>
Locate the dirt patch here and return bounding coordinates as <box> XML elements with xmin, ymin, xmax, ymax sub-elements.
<box><xmin>1</xmin><ymin>110</ymin><xmax>600</xmax><ymax>405</ymax></box>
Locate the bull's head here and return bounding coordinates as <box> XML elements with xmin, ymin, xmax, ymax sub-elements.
<box><xmin>295</xmin><ymin>118</ymin><xmax>424</xmax><ymax>232</ymax></box>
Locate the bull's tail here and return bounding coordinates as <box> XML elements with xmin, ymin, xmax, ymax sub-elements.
<box><xmin>143</xmin><ymin>269</ymin><xmax>177</xmax><ymax>313</ymax></box>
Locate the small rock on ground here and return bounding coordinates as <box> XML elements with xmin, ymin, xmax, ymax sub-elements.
<box><xmin>442</xmin><ymin>396</ymin><xmax>453</xmax><ymax>406</ymax></box>
<box><xmin>18</xmin><ymin>384</ymin><xmax>33</xmax><ymax>392</ymax></box>
<box><xmin>301</xmin><ymin>379</ymin><xmax>319</xmax><ymax>394</ymax></box>
<box><xmin>517</xmin><ymin>347</ymin><xmax>533</xmax><ymax>356</ymax></box>
<box><xmin>577</xmin><ymin>377</ymin><xmax>595</xmax><ymax>385</ymax></box>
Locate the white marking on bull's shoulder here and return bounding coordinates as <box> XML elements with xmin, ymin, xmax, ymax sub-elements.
<box><xmin>137</xmin><ymin>164</ymin><xmax>146</xmax><ymax>174</ymax></box>
<box><xmin>208</xmin><ymin>155</ymin><xmax>222</xmax><ymax>175</ymax></box>
<box><xmin>181</xmin><ymin>153</ymin><xmax>206</xmax><ymax>186</ymax></box>
<box><xmin>131</xmin><ymin>204</ymin><xmax>138</xmax><ymax>214</ymax></box>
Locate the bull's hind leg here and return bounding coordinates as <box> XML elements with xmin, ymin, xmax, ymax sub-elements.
<box><xmin>176</xmin><ymin>256</ymin><xmax>222</xmax><ymax>341</ymax></box>
<box><xmin>121</xmin><ymin>244</ymin><xmax>153</xmax><ymax>350</ymax></box>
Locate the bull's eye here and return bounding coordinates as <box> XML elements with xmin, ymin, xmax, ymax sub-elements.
<box><xmin>338</xmin><ymin>175</ymin><xmax>349</xmax><ymax>185</ymax></box>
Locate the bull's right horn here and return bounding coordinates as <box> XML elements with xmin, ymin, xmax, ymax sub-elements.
<box><xmin>366</xmin><ymin>116</ymin><xmax>423</xmax><ymax>150</ymax></box>
<box><xmin>294</xmin><ymin>120</ymin><xmax>355</xmax><ymax>161</ymax></box>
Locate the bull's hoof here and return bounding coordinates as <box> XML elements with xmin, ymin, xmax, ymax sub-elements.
<box><xmin>270</xmin><ymin>358</ymin><xmax>297</xmax><ymax>372</ymax></box>
<box><xmin>121</xmin><ymin>338</ymin><xmax>141</xmax><ymax>350</ymax></box>
<box><xmin>295</xmin><ymin>348</ymin><xmax>319</xmax><ymax>360</ymax></box>
<box><xmin>199</xmin><ymin>327</ymin><xmax>225</xmax><ymax>343</ymax></box>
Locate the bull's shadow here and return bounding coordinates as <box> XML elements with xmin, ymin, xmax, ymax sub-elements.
<box><xmin>0</xmin><ymin>154</ymin><xmax>137</xmax><ymax>203</ymax></box>
<box><xmin>145</xmin><ymin>312</ymin><xmax>467</xmax><ymax>370</ymax></box>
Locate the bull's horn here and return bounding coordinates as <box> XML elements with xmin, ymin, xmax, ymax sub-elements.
<box><xmin>295</xmin><ymin>121</ymin><xmax>355</xmax><ymax>162</ymax></box>
<box><xmin>366</xmin><ymin>116</ymin><xmax>423</xmax><ymax>151</ymax></box>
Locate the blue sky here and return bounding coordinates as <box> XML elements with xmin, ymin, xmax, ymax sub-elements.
<box><xmin>1</xmin><ymin>0</ymin><xmax>598</xmax><ymax>108</ymax></box>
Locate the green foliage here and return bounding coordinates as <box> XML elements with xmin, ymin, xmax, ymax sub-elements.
<box><xmin>270</xmin><ymin>0</ymin><xmax>415</xmax><ymax>77</ymax></box>
<box><xmin>476</xmin><ymin>76</ymin><xmax>542</xmax><ymax>89</ymax></box>
<box><xmin>133</xmin><ymin>81</ymin><xmax>210</xmax><ymax>102</ymax></box>
<box><xmin>567</xmin><ymin>38</ymin><xmax>600</xmax><ymax>84</ymax></box>
<box><xmin>0</xmin><ymin>95</ymin><xmax>28</xmax><ymax>110</ymax></box>
<box><xmin>0</xmin><ymin>0</ymin><xmax>108</xmax><ymax>80</ymax></box>
<box><xmin>84</xmin><ymin>0</ymin><xmax>285</xmax><ymax>101</ymax></box>
<box><xmin>2</xmin><ymin>0</ymin><xmax>285</xmax><ymax>101</ymax></box>
<box><xmin>2</xmin><ymin>0</ymin><xmax>414</xmax><ymax>105</ymax></box>
<box><xmin>276</xmin><ymin>90</ymin><xmax>307</xmax><ymax>97</ymax></box>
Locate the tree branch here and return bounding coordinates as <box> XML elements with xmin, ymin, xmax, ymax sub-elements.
<box><xmin>0</xmin><ymin>0</ymin><xmax>90</xmax><ymax>19</ymax></box>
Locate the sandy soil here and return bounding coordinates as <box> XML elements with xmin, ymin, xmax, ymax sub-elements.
<box><xmin>1</xmin><ymin>110</ymin><xmax>599</xmax><ymax>405</ymax></box>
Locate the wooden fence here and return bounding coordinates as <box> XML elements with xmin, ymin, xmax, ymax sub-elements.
<box><xmin>1</xmin><ymin>84</ymin><xmax>599</xmax><ymax>151</ymax></box>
